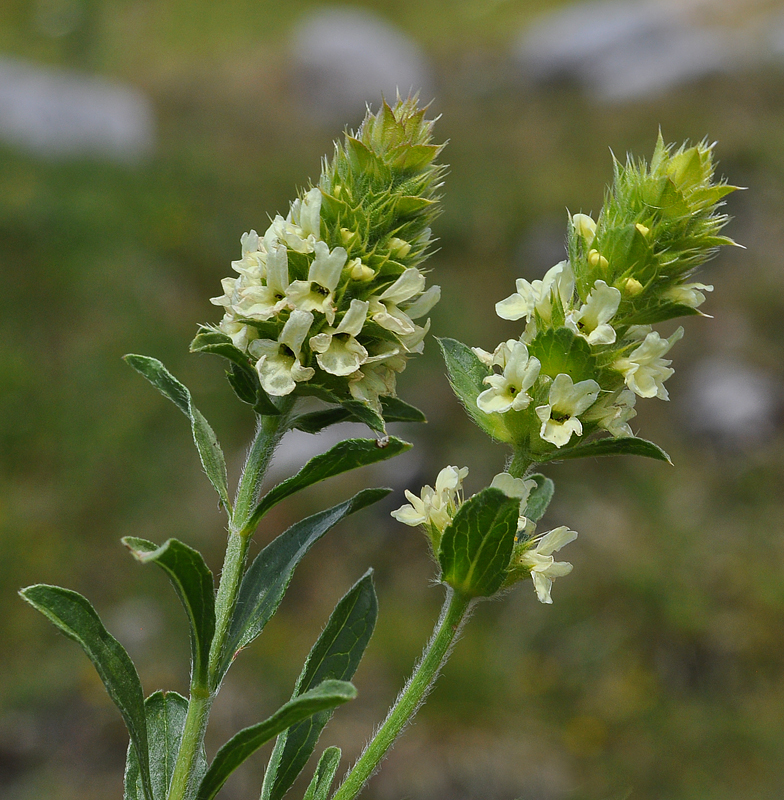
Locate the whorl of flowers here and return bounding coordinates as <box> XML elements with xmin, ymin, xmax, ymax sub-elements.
<box><xmin>459</xmin><ymin>135</ymin><xmax>738</xmax><ymax>461</ymax></box>
<box><xmin>202</xmin><ymin>97</ymin><xmax>445</xmax><ymax>418</ymax></box>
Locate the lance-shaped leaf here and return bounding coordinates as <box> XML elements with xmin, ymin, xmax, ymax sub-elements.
<box><xmin>302</xmin><ymin>747</ymin><xmax>342</xmax><ymax>800</ymax></box>
<box><xmin>438</xmin><ymin>488</ymin><xmax>520</xmax><ymax>598</ymax></box>
<box><xmin>216</xmin><ymin>488</ymin><xmax>389</xmax><ymax>683</ymax></box>
<box><xmin>190</xmin><ymin>329</ymin><xmax>281</xmax><ymax>415</ymax></box>
<box><xmin>124</xmin><ymin>354</ymin><xmax>231</xmax><ymax>512</ymax></box>
<box><xmin>245</xmin><ymin>437</ymin><xmax>410</xmax><ymax>531</ymax></box>
<box><xmin>522</xmin><ymin>474</ymin><xmax>555</xmax><ymax>523</ymax></box>
<box><xmin>195</xmin><ymin>680</ymin><xmax>357</xmax><ymax>800</ymax></box>
<box><xmin>537</xmin><ymin>435</ymin><xmax>671</xmax><ymax>464</ymax></box>
<box><xmin>261</xmin><ymin>572</ymin><xmax>377</xmax><ymax>800</ymax></box>
<box><xmin>622</xmin><ymin>301</ymin><xmax>703</xmax><ymax>326</ymax></box>
<box><xmin>290</xmin><ymin>396</ymin><xmax>426</xmax><ymax>435</ymax></box>
<box><xmin>341</xmin><ymin>399</ymin><xmax>385</xmax><ymax>433</ymax></box>
<box><xmin>438</xmin><ymin>337</ymin><xmax>507</xmax><ymax>441</ymax></box>
<box><xmin>123</xmin><ymin>537</ymin><xmax>216</xmax><ymax>689</ymax></box>
<box><xmin>124</xmin><ymin>691</ymin><xmax>206</xmax><ymax>800</ymax></box>
<box><xmin>20</xmin><ymin>585</ymin><xmax>153</xmax><ymax>800</ymax></box>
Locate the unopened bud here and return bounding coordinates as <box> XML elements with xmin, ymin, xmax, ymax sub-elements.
<box><xmin>588</xmin><ymin>249</ymin><xmax>609</xmax><ymax>270</ymax></box>
<box><xmin>623</xmin><ymin>277</ymin><xmax>643</xmax><ymax>296</ymax></box>
<box><xmin>635</xmin><ymin>223</ymin><xmax>650</xmax><ymax>237</ymax></box>
<box><xmin>340</xmin><ymin>227</ymin><xmax>360</xmax><ymax>247</ymax></box>
<box><xmin>388</xmin><ymin>237</ymin><xmax>411</xmax><ymax>257</ymax></box>
<box><xmin>349</xmin><ymin>257</ymin><xmax>374</xmax><ymax>281</ymax></box>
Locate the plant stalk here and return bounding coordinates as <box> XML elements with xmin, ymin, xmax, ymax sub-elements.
<box><xmin>331</xmin><ymin>588</ymin><xmax>473</xmax><ymax>800</ymax></box>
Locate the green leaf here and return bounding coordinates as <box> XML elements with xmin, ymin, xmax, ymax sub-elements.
<box><xmin>124</xmin><ymin>355</ymin><xmax>231</xmax><ymax>512</ymax></box>
<box><xmin>262</xmin><ymin>572</ymin><xmax>377</xmax><ymax>800</ymax></box>
<box><xmin>246</xmin><ymin>437</ymin><xmax>411</xmax><ymax>531</ymax></box>
<box><xmin>537</xmin><ymin>435</ymin><xmax>672</xmax><ymax>464</ymax></box>
<box><xmin>216</xmin><ymin>488</ymin><xmax>390</xmax><ymax>683</ymax></box>
<box><xmin>226</xmin><ymin>362</ymin><xmax>260</xmax><ymax>407</ymax></box>
<box><xmin>290</xmin><ymin>396</ymin><xmax>425</xmax><ymax>435</ymax></box>
<box><xmin>523</xmin><ymin>474</ymin><xmax>555</xmax><ymax>523</ymax></box>
<box><xmin>123</xmin><ymin>537</ymin><xmax>216</xmax><ymax>689</ymax></box>
<box><xmin>341</xmin><ymin>399</ymin><xmax>386</xmax><ymax>433</ymax></box>
<box><xmin>379</xmin><ymin>395</ymin><xmax>427</xmax><ymax>424</ymax></box>
<box><xmin>438</xmin><ymin>488</ymin><xmax>520</xmax><ymax>598</ymax></box>
<box><xmin>124</xmin><ymin>691</ymin><xmax>205</xmax><ymax>800</ymax></box>
<box><xmin>302</xmin><ymin>747</ymin><xmax>342</xmax><ymax>800</ymax></box>
<box><xmin>527</xmin><ymin>327</ymin><xmax>596</xmax><ymax>382</ymax></box>
<box><xmin>20</xmin><ymin>585</ymin><xmax>153</xmax><ymax>800</ymax></box>
<box><xmin>437</xmin><ymin>337</ymin><xmax>507</xmax><ymax>441</ymax></box>
<box><xmin>622</xmin><ymin>301</ymin><xmax>703</xmax><ymax>326</ymax></box>
<box><xmin>195</xmin><ymin>681</ymin><xmax>357</xmax><ymax>800</ymax></box>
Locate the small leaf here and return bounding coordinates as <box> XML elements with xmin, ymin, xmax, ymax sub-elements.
<box><xmin>246</xmin><ymin>438</ymin><xmax>410</xmax><ymax>531</ymax></box>
<box><xmin>21</xmin><ymin>585</ymin><xmax>153</xmax><ymax>800</ymax></box>
<box><xmin>623</xmin><ymin>301</ymin><xmax>703</xmax><ymax>326</ymax></box>
<box><xmin>291</xmin><ymin>407</ymin><xmax>352</xmax><ymax>434</ymax></box>
<box><xmin>217</xmin><ymin>488</ymin><xmax>390</xmax><ymax>683</ymax></box>
<box><xmin>438</xmin><ymin>488</ymin><xmax>520</xmax><ymax>598</ymax></box>
<box><xmin>538</xmin><ymin>435</ymin><xmax>672</xmax><ymax>464</ymax></box>
<box><xmin>262</xmin><ymin>572</ymin><xmax>377</xmax><ymax>800</ymax></box>
<box><xmin>341</xmin><ymin>399</ymin><xmax>386</xmax><ymax>433</ymax></box>
<box><xmin>523</xmin><ymin>474</ymin><xmax>555</xmax><ymax>523</ymax></box>
<box><xmin>302</xmin><ymin>747</ymin><xmax>342</xmax><ymax>800</ymax></box>
<box><xmin>124</xmin><ymin>355</ymin><xmax>231</xmax><ymax>512</ymax></box>
<box><xmin>124</xmin><ymin>691</ymin><xmax>205</xmax><ymax>800</ymax></box>
<box><xmin>380</xmin><ymin>395</ymin><xmax>427</xmax><ymax>424</ymax></box>
<box><xmin>226</xmin><ymin>362</ymin><xmax>259</xmax><ymax>407</ymax></box>
<box><xmin>195</xmin><ymin>681</ymin><xmax>357</xmax><ymax>800</ymax></box>
<box><xmin>123</xmin><ymin>538</ymin><xmax>215</xmax><ymax>689</ymax></box>
<box><xmin>527</xmin><ymin>327</ymin><xmax>596</xmax><ymax>382</ymax></box>
<box><xmin>438</xmin><ymin>337</ymin><xmax>507</xmax><ymax>441</ymax></box>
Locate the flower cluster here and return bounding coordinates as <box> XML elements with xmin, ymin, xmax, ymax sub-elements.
<box><xmin>393</xmin><ymin>467</ymin><xmax>578</xmax><ymax>603</ymax></box>
<box><xmin>207</xmin><ymin>98</ymin><xmax>445</xmax><ymax>414</ymax></box>
<box><xmin>466</xmin><ymin>136</ymin><xmax>738</xmax><ymax>459</ymax></box>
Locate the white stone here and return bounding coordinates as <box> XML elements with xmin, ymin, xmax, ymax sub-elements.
<box><xmin>0</xmin><ymin>57</ymin><xmax>155</xmax><ymax>161</ymax></box>
<box><xmin>289</xmin><ymin>6</ymin><xmax>432</xmax><ymax>123</ymax></box>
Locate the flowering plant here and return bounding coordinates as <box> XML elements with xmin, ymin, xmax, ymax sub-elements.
<box><xmin>19</xmin><ymin>99</ymin><xmax>737</xmax><ymax>800</ymax></box>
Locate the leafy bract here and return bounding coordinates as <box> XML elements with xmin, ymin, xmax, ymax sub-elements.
<box><xmin>302</xmin><ymin>747</ymin><xmax>342</xmax><ymax>800</ymax></box>
<box><xmin>522</xmin><ymin>474</ymin><xmax>555</xmax><ymax>523</ymax></box>
<box><xmin>123</xmin><ymin>537</ymin><xmax>215</xmax><ymax>689</ymax></box>
<box><xmin>124</xmin><ymin>354</ymin><xmax>231</xmax><ymax>512</ymax></box>
<box><xmin>20</xmin><ymin>585</ymin><xmax>152</xmax><ymax>800</ymax></box>
<box><xmin>245</xmin><ymin>437</ymin><xmax>410</xmax><ymax>531</ymax></box>
<box><xmin>538</xmin><ymin>435</ymin><xmax>671</xmax><ymax>464</ymax></box>
<box><xmin>124</xmin><ymin>691</ymin><xmax>205</xmax><ymax>800</ymax></box>
<box><xmin>291</xmin><ymin>396</ymin><xmax>426</xmax><ymax>434</ymax></box>
<box><xmin>216</xmin><ymin>488</ymin><xmax>389</xmax><ymax>684</ymax></box>
<box><xmin>438</xmin><ymin>488</ymin><xmax>520</xmax><ymax>598</ymax></box>
<box><xmin>438</xmin><ymin>337</ymin><xmax>507</xmax><ymax>440</ymax></box>
<box><xmin>261</xmin><ymin>572</ymin><xmax>377</xmax><ymax>800</ymax></box>
<box><xmin>195</xmin><ymin>681</ymin><xmax>357</xmax><ymax>800</ymax></box>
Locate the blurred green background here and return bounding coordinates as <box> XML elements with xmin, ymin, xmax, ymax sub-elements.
<box><xmin>2</xmin><ymin>0</ymin><xmax>784</xmax><ymax>798</ymax></box>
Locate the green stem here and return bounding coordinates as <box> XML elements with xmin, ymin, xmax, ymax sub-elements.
<box><xmin>168</xmin><ymin>402</ymin><xmax>295</xmax><ymax>800</ymax></box>
<box><xmin>508</xmin><ymin>449</ymin><xmax>534</xmax><ymax>479</ymax></box>
<box><xmin>331</xmin><ymin>588</ymin><xmax>473</xmax><ymax>800</ymax></box>
<box><xmin>166</xmin><ymin>687</ymin><xmax>212</xmax><ymax>800</ymax></box>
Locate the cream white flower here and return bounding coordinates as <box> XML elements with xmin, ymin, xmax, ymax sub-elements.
<box><xmin>476</xmin><ymin>341</ymin><xmax>541</xmax><ymax>414</ymax></box>
<box><xmin>490</xmin><ymin>472</ymin><xmax>537</xmax><ymax>536</ymax></box>
<box><xmin>232</xmin><ymin>242</ymin><xmax>291</xmax><ymax>321</ymax></box>
<box><xmin>288</xmin><ymin>187</ymin><xmax>322</xmax><ymax>240</ymax></box>
<box><xmin>535</xmin><ymin>373</ymin><xmax>601</xmax><ymax>447</ymax></box>
<box><xmin>368</xmin><ymin>268</ymin><xmax>426</xmax><ymax>335</ymax></box>
<box><xmin>566</xmin><ymin>279</ymin><xmax>621</xmax><ymax>345</ymax></box>
<box><xmin>663</xmin><ymin>282</ymin><xmax>713</xmax><ymax>309</ymax></box>
<box><xmin>391</xmin><ymin>465</ymin><xmax>469</xmax><ymax>533</ymax></box>
<box><xmin>495</xmin><ymin>261</ymin><xmax>574</xmax><ymax>324</ymax></box>
<box><xmin>583</xmin><ymin>389</ymin><xmax>637</xmax><ymax>438</ymax></box>
<box><xmin>286</xmin><ymin>241</ymin><xmax>348</xmax><ymax>324</ymax></box>
<box><xmin>572</xmin><ymin>213</ymin><xmax>596</xmax><ymax>241</ymax></box>
<box><xmin>518</xmin><ymin>526</ymin><xmax>578</xmax><ymax>604</ymax></box>
<box><xmin>309</xmin><ymin>299</ymin><xmax>369</xmax><ymax>376</ymax></box>
<box><xmin>248</xmin><ymin>309</ymin><xmax>315</xmax><ymax>396</ymax></box>
<box><xmin>613</xmin><ymin>327</ymin><xmax>684</xmax><ymax>400</ymax></box>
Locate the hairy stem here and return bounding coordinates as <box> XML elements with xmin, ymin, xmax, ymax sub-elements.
<box><xmin>331</xmin><ymin>588</ymin><xmax>473</xmax><ymax>800</ymax></box>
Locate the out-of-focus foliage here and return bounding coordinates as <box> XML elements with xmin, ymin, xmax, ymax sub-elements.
<box><xmin>2</xmin><ymin>1</ymin><xmax>784</xmax><ymax>799</ymax></box>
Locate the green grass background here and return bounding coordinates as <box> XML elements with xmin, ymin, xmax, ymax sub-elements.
<box><xmin>2</xmin><ymin>1</ymin><xmax>784</xmax><ymax>798</ymax></box>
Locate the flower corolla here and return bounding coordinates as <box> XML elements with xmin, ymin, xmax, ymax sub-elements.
<box><xmin>535</xmin><ymin>373</ymin><xmax>601</xmax><ymax>447</ymax></box>
<box><xmin>613</xmin><ymin>327</ymin><xmax>684</xmax><ymax>400</ymax></box>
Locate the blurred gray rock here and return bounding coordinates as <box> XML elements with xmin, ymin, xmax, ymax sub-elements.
<box><xmin>289</xmin><ymin>7</ymin><xmax>432</xmax><ymax>124</ymax></box>
<box><xmin>0</xmin><ymin>57</ymin><xmax>154</xmax><ymax>161</ymax></box>
<box><xmin>514</xmin><ymin>0</ymin><xmax>738</xmax><ymax>103</ymax></box>
<box><xmin>680</xmin><ymin>357</ymin><xmax>780</xmax><ymax>447</ymax></box>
